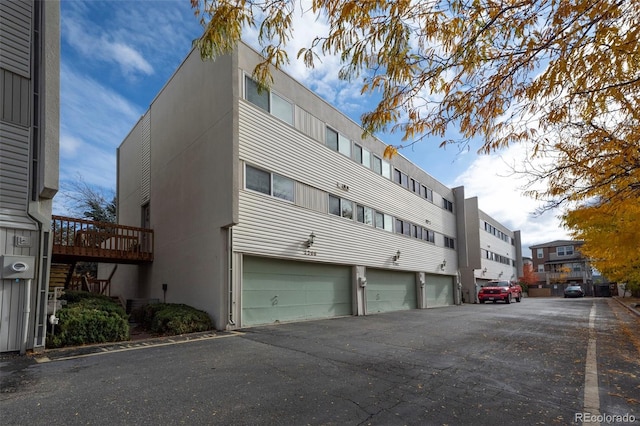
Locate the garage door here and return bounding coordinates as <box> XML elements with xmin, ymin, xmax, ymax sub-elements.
<box><xmin>366</xmin><ymin>269</ymin><xmax>416</xmax><ymax>313</ymax></box>
<box><xmin>426</xmin><ymin>275</ymin><xmax>454</xmax><ymax>307</ymax></box>
<box><xmin>242</xmin><ymin>256</ymin><xmax>352</xmax><ymax>326</ymax></box>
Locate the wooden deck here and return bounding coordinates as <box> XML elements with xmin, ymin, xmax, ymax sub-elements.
<box><xmin>52</xmin><ymin>216</ymin><xmax>153</xmax><ymax>264</ymax></box>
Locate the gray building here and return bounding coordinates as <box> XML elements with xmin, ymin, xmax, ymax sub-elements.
<box><xmin>457</xmin><ymin>197</ymin><xmax>523</xmax><ymax>303</ymax></box>
<box><xmin>114</xmin><ymin>42</ymin><xmax>521</xmax><ymax>329</ymax></box>
<box><xmin>0</xmin><ymin>0</ymin><xmax>59</xmax><ymax>353</ymax></box>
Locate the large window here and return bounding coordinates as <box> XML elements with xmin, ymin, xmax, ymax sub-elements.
<box><xmin>353</xmin><ymin>144</ymin><xmax>371</xmax><ymax>168</ymax></box>
<box><xmin>444</xmin><ymin>236</ymin><xmax>455</xmax><ymax>249</ymax></box>
<box><xmin>443</xmin><ymin>198</ymin><xmax>454</xmax><ymax>212</ymax></box>
<box><xmin>557</xmin><ymin>245</ymin><xmax>574</xmax><ymax>256</ymax></box>
<box><xmin>420</xmin><ymin>185</ymin><xmax>433</xmax><ymax>202</ymax></box>
<box><xmin>245</xmin><ymin>164</ymin><xmax>294</xmax><ymax>202</ymax></box>
<box><xmin>375</xmin><ymin>211</ymin><xmax>393</xmax><ymax>231</ymax></box>
<box><xmin>244</xmin><ymin>76</ymin><xmax>293</xmax><ymax>125</ymax></box>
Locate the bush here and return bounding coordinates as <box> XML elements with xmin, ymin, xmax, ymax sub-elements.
<box><xmin>132</xmin><ymin>303</ymin><xmax>213</xmax><ymax>336</ymax></box>
<box><xmin>47</xmin><ymin>291</ymin><xmax>129</xmax><ymax>348</ymax></box>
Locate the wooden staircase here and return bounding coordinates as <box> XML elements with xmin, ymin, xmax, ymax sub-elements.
<box><xmin>49</xmin><ymin>263</ymin><xmax>74</xmax><ymax>289</ymax></box>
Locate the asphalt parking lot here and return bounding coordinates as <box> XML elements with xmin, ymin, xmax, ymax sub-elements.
<box><xmin>1</xmin><ymin>298</ymin><xmax>638</xmax><ymax>425</ymax></box>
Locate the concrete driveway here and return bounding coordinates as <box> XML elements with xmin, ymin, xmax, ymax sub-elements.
<box><xmin>1</xmin><ymin>298</ymin><xmax>638</xmax><ymax>425</ymax></box>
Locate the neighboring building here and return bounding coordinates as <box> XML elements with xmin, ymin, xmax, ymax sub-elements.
<box><xmin>529</xmin><ymin>240</ymin><xmax>593</xmax><ymax>296</ymax></box>
<box><xmin>458</xmin><ymin>197</ymin><xmax>522</xmax><ymax>303</ymax></box>
<box><xmin>0</xmin><ymin>0</ymin><xmax>59</xmax><ymax>353</ymax></box>
<box><xmin>114</xmin><ymin>42</ymin><xmax>521</xmax><ymax>329</ymax></box>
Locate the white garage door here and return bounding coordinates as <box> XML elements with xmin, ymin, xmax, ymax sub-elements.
<box><xmin>426</xmin><ymin>275</ymin><xmax>454</xmax><ymax>307</ymax></box>
<box><xmin>242</xmin><ymin>256</ymin><xmax>352</xmax><ymax>326</ymax></box>
<box><xmin>366</xmin><ymin>269</ymin><xmax>417</xmax><ymax>313</ymax></box>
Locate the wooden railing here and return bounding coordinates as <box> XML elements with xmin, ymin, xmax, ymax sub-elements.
<box><xmin>52</xmin><ymin>215</ymin><xmax>153</xmax><ymax>264</ymax></box>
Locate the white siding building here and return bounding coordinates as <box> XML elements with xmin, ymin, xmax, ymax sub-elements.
<box><xmin>115</xmin><ymin>42</ymin><xmax>520</xmax><ymax>329</ymax></box>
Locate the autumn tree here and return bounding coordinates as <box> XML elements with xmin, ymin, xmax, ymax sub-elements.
<box><xmin>519</xmin><ymin>263</ymin><xmax>538</xmax><ymax>288</ymax></box>
<box><xmin>564</xmin><ymin>199</ymin><xmax>640</xmax><ymax>294</ymax></box>
<box><xmin>191</xmin><ymin>0</ymin><xmax>639</xmax><ymax>277</ymax></box>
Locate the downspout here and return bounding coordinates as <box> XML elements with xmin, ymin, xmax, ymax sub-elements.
<box><xmin>20</xmin><ymin>279</ymin><xmax>32</xmax><ymax>355</ymax></box>
<box><xmin>227</xmin><ymin>227</ymin><xmax>235</xmax><ymax>326</ymax></box>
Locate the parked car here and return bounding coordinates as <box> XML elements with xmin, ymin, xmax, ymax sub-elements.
<box><xmin>564</xmin><ymin>285</ymin><xmax>585</xmax><ymax>298</ymax></box>
<box><xmin>478</xmin><ymin>280</ymin><xmax>523</xmax><ymax>304</ymax></box>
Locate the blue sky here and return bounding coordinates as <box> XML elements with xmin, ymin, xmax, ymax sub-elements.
<box><xmin>58</xmin><ymin>0</ymin><xmax>570</xmax><ymax>253</ymax></box>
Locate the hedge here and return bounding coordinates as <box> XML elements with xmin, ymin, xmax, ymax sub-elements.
<box><xmin>131</xmin><ymin>303</ymin><xmax>213</xmax><ymax>336</ymax></box>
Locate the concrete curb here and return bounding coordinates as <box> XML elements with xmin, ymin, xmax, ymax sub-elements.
<box><xmin>612</xmin><ymin>297</ymin><xmax>640</xmax><ymax>318</ymax></box>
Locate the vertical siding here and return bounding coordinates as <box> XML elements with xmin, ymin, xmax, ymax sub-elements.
<box><xmin>0</xmin><ymin>69</ymin><xmax>30</xmax><ymax>126</ymax></box>
<box><xmin>0</xmin><ymin>0</ymin><xmax>32</xmax><ymax>78</ymax></box>
<box><xmin>294</xmin><ymin>105</ymin><xmax>324</xmax><ymax>143</ymax></box>
<box><xmin>295</xmin><ymin>182</ymin><xmax>327</xmax><ymax>213</ymax></box>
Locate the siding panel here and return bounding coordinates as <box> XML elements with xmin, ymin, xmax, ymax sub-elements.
<box><xmin>0</xmin><ymin>122</ymin><xmax>30</xmax><ymax>227</ymax></box>
<box><xmin>0</xmin><ymin>0</ymin><xmax>32</xmax><ymax>77</ymax></box>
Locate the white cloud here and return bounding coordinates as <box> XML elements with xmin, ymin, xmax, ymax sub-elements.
<box><xmin>452</xmin><ymin>143</ymin><xmax>570</xmax><ymax>255</ymax></box>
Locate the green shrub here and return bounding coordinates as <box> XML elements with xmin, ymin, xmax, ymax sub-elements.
<box><xmin>47</xmin><ymin>291</ymin><xmax>129</xmax><ymax>348</ymax></box>
<box><xmin>135</xmin><ymin>303</ymin><xmax>213</xmax><ymax>336</ymax></box>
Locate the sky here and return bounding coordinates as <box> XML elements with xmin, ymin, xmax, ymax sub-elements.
<box><xmin>58</xmin><ymin>0</ymin><xmax>571</xmax><ymax>255</ymax></box>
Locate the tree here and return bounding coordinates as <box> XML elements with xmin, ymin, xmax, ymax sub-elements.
<box><xmin>564</xmin><ymin>198</ymin><xmax>640</xmax><ymax>294</ymax></box>
<box><xmin>191</xmin><ymin>0</ymin><xmax>640</xmax><ymax>209</ymax></box>
<box><xmin>519</xmin><ymin>263</ymin><xmax>538</xmax><ymax>288</ymax></box>
<box><xmin>59</xmin><ymin>176</ymin><xmax>116</xmax><ymax>223</ymax></box>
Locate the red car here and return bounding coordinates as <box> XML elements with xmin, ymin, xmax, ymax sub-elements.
<box><xmin>478</xmin><ymin>280</ymin><xmax>523</xmax><ymax>304</ymax></box>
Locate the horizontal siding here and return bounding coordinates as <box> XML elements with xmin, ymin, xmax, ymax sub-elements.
<box><xmin>234</xmin><ymin>190</ymin><xmax>455</xmax><ymax>273</ymax></box>
<box><xmin>0</xmin><ymin>0</ymin><xmax>32</xmax><ymax>77</ymax></box>
<box><xmin>238</xmin><ymin>102</ymin><xmax>457</xmax><ymax>237</ymax></box>
<box><xmin>0</xmin><ymin>122</ymin><xmax>30</xmax><ymax>224</ymax></box>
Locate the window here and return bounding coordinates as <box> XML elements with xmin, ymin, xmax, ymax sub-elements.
<box><xmin>381</xmin><ymin>160</ymin><xmax>391</xmax><ymax>179</ymax></box>
<box><xmin>271</xmin><ymin>93</ymin><xmax>293</xmax><ymax>125</ymax></box>
<box><xmin>410</xmin><ymin>179</ymin><xmax>417</xmax><ymax>193</ymax></box>
<box><xmin>394</xmin><ymin>168</ymin><xmax>409</xmax><ymax>188</ymax></box>
<box><xmin>372</xmin><ymin>155</ymin><xmax>382</xmax><ymax>174</ymax></box>
<box><xmin>411</xmin><ymin>224</ymin><xmax>419</xmax><ymax>238</ymax></box>
<box><xmin>244</xmin><ymin>76</ymin><xmax>269</xmax><ymax>112</ymax></box>
<box><xmin>538</xmin><ymin>264</ymin><xmax>545</xmax><ymax>273</ymax></box>
<box><xmin>246</xmin><ymin>165</ymin><xmax>295</xmax><ymax>202</ymax></box>
<box><xmin>444</xmin><ymin>236</ymin><xmax>455</xmax><ymax>249</ymax></box>
<box><xmin>443</xmin><ymin>198</ymin><xmax>453</xmax><ymax>212</ymax></box>
<box><xmin>326</xmin><ymin>127</ymin><xmax>339</xmax><ymax>151</ymax></box>
<box><xmin>356</xmin><ymin>205</ymin><xmax>373</xmax><ymax>225</ymax></box>
<box><xmin>329</xmin><ymin>195</ymin><xmax>353</xmax><ymax>219</ymax></box>
<box><xmin>326</xmin><ymin>127</ymin><xmax>351</xmax><ymax>156</ymax></box>
<box><xmin>537</xmin><ymin>248</ymin><xmax>544</xmax><ymax>258</ymax></box>
<box><xmin>394</xmin><ymin>219</ymin><xmax>411</xmax><ymax>236</ymax></box>
<box><xmin>421</xmin><ymin>185</ymin><xmax>433</xmax><ymax>201</ymax></box>
<box><xmin>329</xmin><ymin>195</ymin><xmax>341</xmax><ymax>216</ymax></box>
<box><xmin>273</xmin><ymin>174</ymin><xmax>294</xmax><ymax>201</ymax></box>
<box><xmin>338</xmin><ymin>134</ymin><xmax>351</xmax><ymax>157</ymax></box>
<box><xmin>353</xmin><ymin>144</ymin><xmax>371</xmax><ymax>169</ymax></box>
<box><xmin>423</xmin><ymin>228</ymin><xmax>435</xmax><ymax>243</ymax></box>
<box><xmin>557</xmin><ymin>245</ymin><xmax>574</xmax><ymax>256</ymax></box>
<box><xmin>375</xmin><ymin>211</ymin><xmax>393</xmax><ymax>231</ymax></box>
<box><xmin>246</xmin><ymin>165</ymin><xmax>271</xmax><ymax>195</ymax></box>
<box><xmin>244</xmin><ymin>76</ymin><xmax>293</xmax><ymax>125</ymax></box>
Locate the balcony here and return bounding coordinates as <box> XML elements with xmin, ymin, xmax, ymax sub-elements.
<box><xmin>534</xmin><ymin>271</ymin><xmax>588</xmax><ymax>283</ymax></box>
<box><xmin>52</xmin><ymin>215</ymin><xmax>153</xmax><ymax>264</ymax></box>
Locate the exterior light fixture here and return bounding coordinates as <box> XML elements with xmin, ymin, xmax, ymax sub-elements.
<box><xmin>306</xmin><ymin>232</ymin><xmax>316</xmax><ymax>248</ymax></box>
<box><xmin>482</xmin><ymin>268</ymin><xmax>487</xmax><ymax>275</ymax></box>
<box><xmin>499</xmin><ymin>271</ymin><xmax>504</xmax><ymax>277</ymax></box>
<box><xmin>393</xmin><ymin>250</ymin><xmax>401</xmax><ymax>262</ymax></box>
<box><xmin>440</xmin><ymin>259</ymin><xmax>447</xmax><ymax>270</ymax></box>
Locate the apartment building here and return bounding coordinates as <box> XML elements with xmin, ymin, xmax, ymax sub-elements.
<box><xmin>529</xmin><ymin>240</ymin><xmax>593</xmax><ymax>296</ymax></box>
<box><xmin>114</xmin><ymin>42</ymin><xmax>521</xmax><ymax>329</ymax></box>
<box><xmin>458</xmin><ymin>197</ymin><xmax>522</xmax><ymax>303</ymax></box>
<box><xmin>0</xmin><ymin>0</ymin><xmax>59</xmax><ymax>353</ymax></box>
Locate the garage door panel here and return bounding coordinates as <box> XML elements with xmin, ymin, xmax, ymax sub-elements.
<box><xmin>243</xmin><ymin>257</ymin><xmax>352</xmax><ymax>326</ymax></box>
<box><xmin>426</xmin><ymin>275</ymin><xmax>454</xmax><ymax>307</ymax></box>
<box><xmin>366</xmin><ymin>269</ymin><xmax>416</xmax><ymax>313</ymax></box>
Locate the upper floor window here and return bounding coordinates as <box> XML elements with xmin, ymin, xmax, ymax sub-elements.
<box><xmin>375</xmin><ymin>211</ymin><xmax>393</xmax><ymax>232</ymax></box>
<box><xmin>356</xmin><ymin>204</ymin><xmax>374</xmax><ymax>225</ymax></box>
<box><xmin>537</xmin><ymin>248</ymin><xmax>544</xmax><ymax>258</ymax></box>
<box><xmin>538</xmin><ymin>264</ymin><xmax>544</xmax><ymax>272</ymax></box>
<box><xmin>326</xmin><ymin>127</ymin><xmax>351</xmax><ymax>157</ymax></box>
<box><xmin>329</xmin><ymin>195</ymin><xmax>353</xmax><ymax>219</ymax></box>
<box><xmin>420</xmin><ymin>185</ymin><xmax>433</xmax><ymax>202</ymax></box>
<box><xmin>557</xmin><ymin>245</ymin><xmax>574</xmax><ymax>256</ymax></box>
<box><xmin>444</xmin><ymin>236</ymin><xmax>455</xmax><ymax>249</ymax></box>
<box><xmin>353</xmin><ymin>144</ymin><xmax>371</xmax><ymax>168</ymax></box>
<box><xmin>244</xmin><ymin>76</ymin><xmax>293</xmax><ymax>125</ymax></box>
<box><xmin>443</xmin><ymin>198</ymin><xmax>453</xmax><ymax>212</ymax></box>
<box><xmin>394</xmin><ymin>169</ymin><xmax>409</xmax><ymax>188</ymax></box>
<box><xmin>245</xmin><ymin>164</ymin><xmax>294</xmax><ymax>202</ymax></box>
